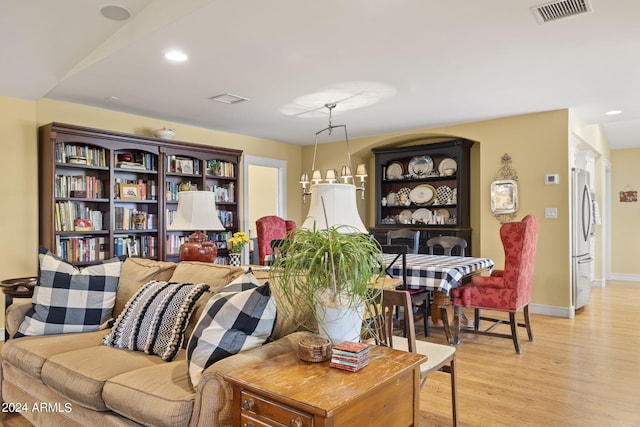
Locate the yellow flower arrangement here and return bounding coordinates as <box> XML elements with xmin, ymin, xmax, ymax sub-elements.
<box><xmin>228</xmin><ymin>231</ymin><xmax>250</xmax><ymax>254</ymax></box>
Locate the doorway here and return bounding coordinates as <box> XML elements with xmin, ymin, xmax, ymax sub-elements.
<box><xmin>242</xmin><ymin>155</ymin><xmax>287</xmax><ymax>238</ymax></box>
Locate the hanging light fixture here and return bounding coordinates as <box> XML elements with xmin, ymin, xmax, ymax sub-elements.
<box><xmin>299</xmin><ymin>103</ymin><xmax>368</xmax><ymax>233</ymax></box>
<box><xmin>299</xmin><ymin>103</ymin><xmax>367</xmax><ymax>203</ymax></box>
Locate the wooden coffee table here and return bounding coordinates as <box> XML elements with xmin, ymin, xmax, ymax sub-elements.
<box><xmin>225</xmin><ymin>344</ymin><xmax>426</xmax><ymax>427</ymax></box>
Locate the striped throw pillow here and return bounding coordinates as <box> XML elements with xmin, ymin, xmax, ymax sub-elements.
<box><xmin>103</xmin><ymin>280</ymin><xmax>209</xmax><ymax>361</ymax></box>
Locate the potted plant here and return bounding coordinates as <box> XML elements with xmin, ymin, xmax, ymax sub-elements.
<box><xmin>228</xmin><ymin>231</ymin><xmax>250</xmax><ymax>266</ymax></box>
<box><xmin>269</xmin><ymin>221</ymin><xmax>385</xmax><ymax>344</ymax></box>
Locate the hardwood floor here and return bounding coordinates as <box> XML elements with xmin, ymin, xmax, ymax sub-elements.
<box><xmin>2</xmin><ymin>281</ymin><xmax>639</xmax><ymax>426</ymax></box>
<box><xmin>418</xmin><ymin>280</ymin><xmax>640</xmax><ymax>427</ymax></box>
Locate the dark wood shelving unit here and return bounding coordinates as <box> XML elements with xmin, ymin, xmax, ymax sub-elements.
<box><xmin>370</xmin><ymin>139</ymin><xmax>474</xmax><ymax>254</ymax></box>
<box><xmin>39</xmin><ymin>122</ymin><xmax>242</xmax><ymax>265</ymax></box>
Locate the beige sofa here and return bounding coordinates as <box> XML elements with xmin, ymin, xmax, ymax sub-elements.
<box><xmin>0</xmin><ymin>258</ymin><xmax>310</xmax><ymax>427</ymax></box>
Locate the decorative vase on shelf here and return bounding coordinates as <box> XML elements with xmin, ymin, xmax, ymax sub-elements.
<box><xmin>229</xmin><ymin>253</ymin><xmax>241</xmax><ymax>267</ymax></box>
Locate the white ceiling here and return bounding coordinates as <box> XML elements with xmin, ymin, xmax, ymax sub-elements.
<box><xmin>2</xmin><ymin>0</ymin><xmax>639</xmax><ymax>148</ymax></box>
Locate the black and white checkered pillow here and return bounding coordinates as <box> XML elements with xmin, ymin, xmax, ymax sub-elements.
<box><xmin>15</xmin><ymin>247</ymin><xmax>125</xmax><ymax>337</ymax></box>
<box><xmin>103</xmin><ymin>280</ymin><xmax>209</xmax><ymax>361</ymax></box>
<box><xmin>186</xmin><ymin>272</ymin><xmax>276</xmax><ymax>387</ymax></box>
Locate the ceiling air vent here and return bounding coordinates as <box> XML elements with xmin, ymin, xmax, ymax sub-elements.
<box><xmin>531</xmin><ymin>0</ymin><xmax>593</xmax><ymax>24</ymax></box>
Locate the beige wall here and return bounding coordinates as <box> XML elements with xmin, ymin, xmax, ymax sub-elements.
<box><xmin>247</xmin><ymin>164</ymin><xmax>279</xmax><ymax>236</ymax></box>
<box><xmin>611</xmin><ymin>148</ymin><xmax>640</xmax><ymax>275</ymax></box>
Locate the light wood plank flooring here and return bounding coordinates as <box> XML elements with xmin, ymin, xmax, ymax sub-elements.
<box><xmin>419</xmin><ymin>280</ymin><xmax>640</xmax><ymax>426</ymax></box>
<box><xmin>2</xmin><ymin>281</ymin><xmax>639</xmax><ymax>426</ymax></box>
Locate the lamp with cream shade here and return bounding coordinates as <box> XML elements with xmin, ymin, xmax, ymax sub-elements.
<box><xmin>301</xmin><ymin>183</ymin><xmax>367</xmax><ymax>233</ymax></box>
<box><xmin>167</xmin><ymin>191</ymin><xmax>225</xmax><ymax>262</ymax></box>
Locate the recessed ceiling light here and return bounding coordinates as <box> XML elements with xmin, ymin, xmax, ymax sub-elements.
<box><xmin>100</xmin><ymin>5</ymin><xmax>131</xmax><ymax>21</ymax></box>
<box><xmin>209</xmin><ymin>93</ymin><xmax>249</xmax><ymax>104</ymax></box>
<box><xmin>106</xmin><ymin>96</ymin><xmax>120</xmax><ymax>101</ymax></box>
<box><xmin>605</xmin><ymin>110</ymin><xmax>622</xmax><ymax>116</ymax></box>
<box><xmin>164</xmin><ymin>50</ymin><xmax>188</xmax><ymax>62</ymax></box>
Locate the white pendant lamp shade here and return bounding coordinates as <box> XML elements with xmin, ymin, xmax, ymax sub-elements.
<box><xmin>301</xmin><ymin>183</ymin><xmax>367</xmax><ymax>233</ymax></box>
<box><xmin>167</xmin><ymin>191</ymin><xmax>225</xmax><ymax>231</ymax></box>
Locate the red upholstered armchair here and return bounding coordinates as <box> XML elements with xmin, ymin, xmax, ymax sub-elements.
<box><xmin>255</xmin><ymin>215</ymin><xmax>296</xmax><ymax>265</ymax></box>
<box><xmin>450</xmin><ymin>214</ymin><xmax>539</xmax><ymax>353</ymax></box>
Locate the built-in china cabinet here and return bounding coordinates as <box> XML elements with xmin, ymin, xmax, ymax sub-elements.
<box><xmin>38</xmin><ymin>122</ymin><xmax>242</xmax><ymax>265</ymax></box>
<box><xmin>370</xmin><ymin>139</ymin><xmax>474</xmax><ymax>254</ymax></box>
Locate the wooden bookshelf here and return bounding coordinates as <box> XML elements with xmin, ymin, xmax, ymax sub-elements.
<box><xmin>38</xmin><ymin>122</ymin><xmax>242</xmax><ymax>265</ymax></box>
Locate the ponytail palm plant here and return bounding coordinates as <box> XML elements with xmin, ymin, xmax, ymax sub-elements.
<box><xmin>269</xmin><ymin>221</ymin><xmax>385</xmax><ymax>343</ymax></box>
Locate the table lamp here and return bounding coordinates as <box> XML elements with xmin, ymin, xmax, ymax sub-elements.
<box><xmin>167</xmin><ymin>191</ymin><xmax>225</xmax><ymax>262</ymax></box>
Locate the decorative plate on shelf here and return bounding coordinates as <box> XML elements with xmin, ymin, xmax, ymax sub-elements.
<box><xmin>398</xmin><ymin>209</ymin><xmax>413</xmax><ymax>224</ymax></box>
<box><xmin>409</xmin><ymin>184</ymin><xmax>436</xmax><ymax>206</ymax></box>
<box><xmin>386</xmin><ymin>162</ymin><xmax>404</xmax><ymax>180</ymax></box>
<box><xmin>438</xmin><ymin>158</ymin><xmax>457</xmax><ymax>176</ymax></box>
<box><xmin>435</xmin><ymin>185</ymin><xmax>454</xmax><ymax>205</ymax></box>
<box><xmin>408</xmin><ymin>156</ymin><xmax>433</xmax><ymax>178</ymax></box>
<box><xmin>412</xmin><ymin>208</ymin><xmax>432</xmax><ymax>224</ymax></box>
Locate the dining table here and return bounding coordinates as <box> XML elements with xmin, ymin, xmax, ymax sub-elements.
<box><xmin>382</xmin><ymin>253</ymin><xmax>494</xmax><ymax>344</ymax></box>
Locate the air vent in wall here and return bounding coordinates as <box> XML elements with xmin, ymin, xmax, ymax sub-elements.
<box><xmin>531</xmin><ymin>0</ymin><xmax>593</xmax><ymax>23</ymax></box>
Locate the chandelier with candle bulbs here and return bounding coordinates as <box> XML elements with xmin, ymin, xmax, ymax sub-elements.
<box><xmin>299</xmin><ymin>103</ymin><xmax>367</xmax><ymax>202</ymax></box>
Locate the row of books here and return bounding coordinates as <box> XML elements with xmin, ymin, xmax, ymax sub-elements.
<box><xmin>208</xmin><ymin>183</ymin><xmax>235</xmax><ymax>203</ymax></box>
<box><xmin>114</xmin><ymin>208</ymin><xmax>157</xmax><ymax>231</ymax></box>
<box><xmin>115</xmin><ymin>152</ymin><xmax>157</xmax><ymax>171</ymax></box>
<box><xmin>55</xmin><ymin>143</ymin><xmax>107</xmax><ymax>167</ymax></box>
<box><xmin>114</xmin><ymin>235</ymin><xmax>157</xmax><ymax>258</ymax></box>
<box><xmin>206</xmin><ymin>160</ymin><xmax>235</xmax><ymax>178</ymax></box>
<box><xmin>55</xmin><ymin>236</ymin><xmax>108</xmax><ymax>263</ymax></box>
<box><xmin>55</xmin><ymin>201</ymin><xmax>103</xmax><ymax>232</ymax></box>
<box><xmin>55</xmin><ymin>175</ymin><xmax>105</xmax><ymax>199</ymax></box>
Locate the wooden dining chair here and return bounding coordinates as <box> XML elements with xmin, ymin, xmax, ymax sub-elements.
<box><xmin>426</xmin><ymin>236</ymin><xmax>468</xmax><ymax>257</ymax></box>
<box><xmin>381</xmin><ymin>244</ymin><xmax>430</xmax><ymax>337</ymax></box>
<box><xmin>386</xmin><ymin>229</ymin><xmax>420</xmax><ymax>254</ymax></box>
<box><xmin>385</xmin><ymin>230</ymin><xmax>432</xmax><ymax>337</ymax></box>
<box><xmin>370</xmin><ymin>288</ymin><xmax>458</xmax><ymax>426</ymax></box>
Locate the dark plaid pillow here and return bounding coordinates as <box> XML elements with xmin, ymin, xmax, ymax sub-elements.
<box><xmin>15</xmin><ymin>247</ymin><xmax>125</xmax><ymax>337</ymax></box>
<box><xmin>186</xmin><ymin>272</ymin><xmax>276</xmax><ymax>387</ymax></box>
<box><xmin>103</xmin><ymin>280</ymin><xmax>209</xmax><ymax>361</ymax></box>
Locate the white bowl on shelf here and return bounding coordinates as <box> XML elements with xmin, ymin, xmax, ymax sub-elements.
<box><xmin>153</xmin><ymin>128</ymin><xmax>175</xmax><ymax>139</ymax></box>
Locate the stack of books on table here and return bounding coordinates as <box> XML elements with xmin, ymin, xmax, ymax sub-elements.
<box><xmin>329</xmin><ymin>342</ymin><xmax>370</xmax><ymax>372</ymax></box>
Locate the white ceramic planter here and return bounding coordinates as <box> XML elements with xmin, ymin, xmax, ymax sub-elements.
<box><xmin>316</xmin><ymin>304</ymin><xmax>364</xmax><ymax>345</ymax></box>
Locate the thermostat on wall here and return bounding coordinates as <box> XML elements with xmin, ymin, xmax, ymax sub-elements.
<box><xmin>545</xmin><ymin>174</ymin><xmax>560</xmax><ymax>185</ymax></box>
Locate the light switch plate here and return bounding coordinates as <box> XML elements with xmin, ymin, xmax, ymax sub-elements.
<box><xmin>545</xmin><ymin>207</ymin><xmax>558</xmax><ymax>219</ymax></box>
<box><xmin>545</xmin><ymin>173</ymin><xmax>560</xmax><ymax>184</ymax></box>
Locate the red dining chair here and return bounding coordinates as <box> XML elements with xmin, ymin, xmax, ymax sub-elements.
<box><xmin>255</xmin><ymin>216</ymin><xmax>296</xmax><ymax>265</ymax></box>
<box><xmin>449</xmin><ymin>214</ymin><xmax>539</xmax><ymax>353</ymax></box>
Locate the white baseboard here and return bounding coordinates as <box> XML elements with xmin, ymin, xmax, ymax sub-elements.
<box><xmin>0</xmin><ymin>328</ymin><xmax>4</xmax><ymax>342</ymax></box>
<box><xmin>609</xmin><ymin>273</ymin><xmax>640</xmax><ymax>282</ymax></box>
<box><xmin>529</xmin><ymin>303</ymin><xmax>573</xmax><ymax>319</ymax></box>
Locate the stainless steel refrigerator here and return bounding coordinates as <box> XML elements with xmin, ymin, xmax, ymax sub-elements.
<box><xmin>571</xmin><ymin>168</ymin><xmax>594</xmax><ymax>310</ymax></box>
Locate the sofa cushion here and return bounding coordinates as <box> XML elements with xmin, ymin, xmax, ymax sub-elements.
<box><xmin>187</xmin><ymin>272</ymin><xmax>276</xmax><ymax>386</ymax></box>
<box><xmin>103</xmin><ymin>360</ymin><xmax>195</xmax><ymax>427</ymax></box>
<box><xmin>104</xmin><ymin>281</ymin><xmax>209</xmax><ymax>361</ymax></box>
<box><xmin>41</xmin><ymin>345</ymin><xmax>173</xmax><ymax>411</ymax></box>
<box><xmin>168</xmin><ymin>262</ymin><xmax>244</xmax><ymax>293</ymax></box>
<box><xmin>16</xmin><ymin>247</ymin><xmax>124</xmax><ymax>337</ymax></box>
<box><xmin>114</xmin><ymin>258</ymin><xmax>177</xmax><ymax>318</ymax></box>
<box><xmin>169</xmin><ymin>262</ymin><xmax>245</xmax><ymax>345</ymax></box>
<box><xmin>1</xmin><ymin>330</ymin><xmax>106</xmax><ymax>380</ymax></box>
